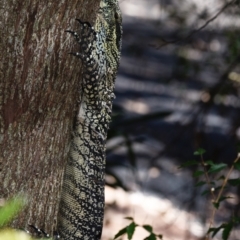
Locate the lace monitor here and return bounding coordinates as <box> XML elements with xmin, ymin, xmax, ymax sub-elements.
<box><xmin>57</xmin><ymin>0</ymin><xmax>122</xmax><ymax>239</ymax></box>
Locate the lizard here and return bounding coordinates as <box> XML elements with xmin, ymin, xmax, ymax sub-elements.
<box><xmin>57</xmin><ymin>0</ymin><xmax>122</xmax><ymax>239</ymax></box>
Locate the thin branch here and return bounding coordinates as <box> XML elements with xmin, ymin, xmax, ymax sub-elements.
<box><xmin>200</xmin><ymin>154</ymin><xmax>216</xmax><ymax>200</ymax></box>
<box><xmin>206</xmin><ymin>154</ymin><xmax>240</xmax><ymax>239</ymax></box>
<box><xmin>152</xmin><ymin>0</ymin><xmax>237</xmax><ymax>49</ymax></box>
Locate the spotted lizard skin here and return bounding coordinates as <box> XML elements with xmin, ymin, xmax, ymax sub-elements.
<box><xmin>57</xmin><ymin>0</ymin><xmax>122</xmax><ymax>239</ymax></box>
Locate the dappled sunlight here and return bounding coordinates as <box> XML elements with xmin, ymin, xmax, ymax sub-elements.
<box><xmin>228</xmin><ymin>71</ymin><xmax>240</xmax><ymax>83</ymax></box>
<box><xmin>121</xmin><ymin>0</ymin><xmax>163</xmax><ymax>20</ymax></box>
<box><xmin>103</xmin><ymin>186</ymin><xmax>204</xmax><ymax>240</ymax></box>
<box><xmin>178</xmin><ymin>47</ymin><xmax>204</xmax><ymax>61</ymax></box>
<box><xmin>104</xmin><ymin>0</ymin><xmax>240</xmax><ymax>239</ymax></box>
<box><xmin>123</xmin><ymin>99</ymin><xmax>149</xmax><ymax>114</ymax></box>
<box><xmin>121</xmin><ymin>0</ymin><xmax>240</xmax><ymax>29</ymax></box>
<box><xmin>205</xmin><ymin>113</ymin><xmax>231</xmax><ymax>133</ymax></box>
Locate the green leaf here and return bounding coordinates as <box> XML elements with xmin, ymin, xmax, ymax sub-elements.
<box><xmin>205</xmin><ymin>160</ymin><xmax>214</xmax><ymax>165</ymax></box>
<box><xmin>0</xmin><ymin>197</ymin><xmax>25</xmax><ymax>227</ymax></box>
<box><xmin>178</xmin><ymin>160</ymin><xmax>198</xmax><ymax>169</ymax></box>
<box><xmin>208</xmin><ymin>163</ymin><xmax>227</xmax><ymax>173</ymax></box>
<box><xmin>193</xmin><ymin>170</ymin><xmax>204</xmax><ymax>177</ymax></box>
<box><xmin>210</xmin><ymin>181</ymin><xmax>216</xmax><ymax>185</ymax></box>
<box><xmin>127</xmin><ymin>222</ymin><xmax>137</xmax><ymax>240</ymax></box>
<box><xmin>114</xmin><ymin>226</ymin><xmax>127</xmax><ymax>239</ymax></box>
<box><xmin>195</xmin><ymin>181</ymin><xmax>206</xmax><ymax>187</ymax></box>
<box><xmin>157</xmin><ymin>234</ymin><xmax>163</xmax><ymax>239</ymax></box>
<box><xmin>212</xmin><ymin>196</ymin><xmax>231</xmax><ymax>209</ymax></box>
<box><xmin>208</xmin><ymin>223</ymin><xmax>233</xmax><ymax>239</ymax></box>
<box><xmin>144</xmin><ymin>233</ymin><xmax>156</xmax><ymax>240</ymax></box>
<box><xmin>219</xmin><ymin>196</ymin><xmax>232</xmax><ymax>202</ymax></box>
<box><xmin>208</xmin><ymin>225</ymin><xmax>224</xmax><ymax>238</ymax></box>
<box><xmin>0</xmin><ymin>229</ymin><xmax>32</xmax><ymax>240</ymax></box>
<box><xmin>232</xmin><ymin>216</ymin><xmax>240</xmax><ymax>224</ymax></box>
<box><xmin>217</xmin><ymin>175</ymin><xmax>225</xmax><ymax>181</ymax></box>
<box><xmin>228</xmin><ymin>178</ymin><xmax>240</xmax><ymax>186</ymax></box>
<box><xmin>201</xmin><ymin>189</ymin><xmax>210</xmax><ymax>196</ymax></box>
<box><xmin>234</xmin><ymin>162</ymin><xmax>240</xmax><ymax>171</ymax></box>
<box><xmin>143</xmin><ymin>225</ymin><xmax>153</xmax><ymax>233</ymax></box>
<box><xmin>222</xmin><ymin>223</ymin><xmax>233</xmax><ymax>240</ymax></box>
<box><xmin>194</xmin><ymin>148</ymin><xmax>206</xmax><ymax>155</ymax></box>
<box><xmin>125</xmin><ymin>217</ymin><xmax>134</xmax><ymax>221</ymax></box>
<box><xmin>212</xmin><ymin>201</ymin><xmax>220</xmax><ymax>209</ymax></box>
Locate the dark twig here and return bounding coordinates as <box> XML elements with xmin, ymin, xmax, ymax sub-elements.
<box><xmin>152</xmin><ymin>0</ymin><xmax>237</xmax><ymax>49</ymax></box>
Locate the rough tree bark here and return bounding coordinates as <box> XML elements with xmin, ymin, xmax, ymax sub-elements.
<box><xmin>0</xmin><ymin>0</ymin><xmax>100</xmax><ymax>234</ymax></box>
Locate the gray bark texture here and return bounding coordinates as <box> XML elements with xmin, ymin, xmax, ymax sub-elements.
<box><xmin>0</xmin><ymin>0</ymin><xmax>100</xmax><ymax>234</ymax></box>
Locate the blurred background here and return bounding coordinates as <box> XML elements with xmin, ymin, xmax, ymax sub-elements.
<box><xmin>102</xmin><ymin>0</ymin><xmax>240</xmax><ymax>239</ymax></box>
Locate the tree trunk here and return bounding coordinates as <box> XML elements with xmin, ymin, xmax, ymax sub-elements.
<box><xmin>0</xmin><ymin>0</ymin><xmax>100</xmax><ymax>234</ymax></box>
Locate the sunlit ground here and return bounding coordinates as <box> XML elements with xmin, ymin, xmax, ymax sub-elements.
<box><xmin>103</xmin><ymin>187</ymin><xmax>204</xmax><ymax>240</ymax></box>
<box><xmin>102</xmin><ymin>0</ymin><xmax>240</xmax><ymax>240</ymax></box>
